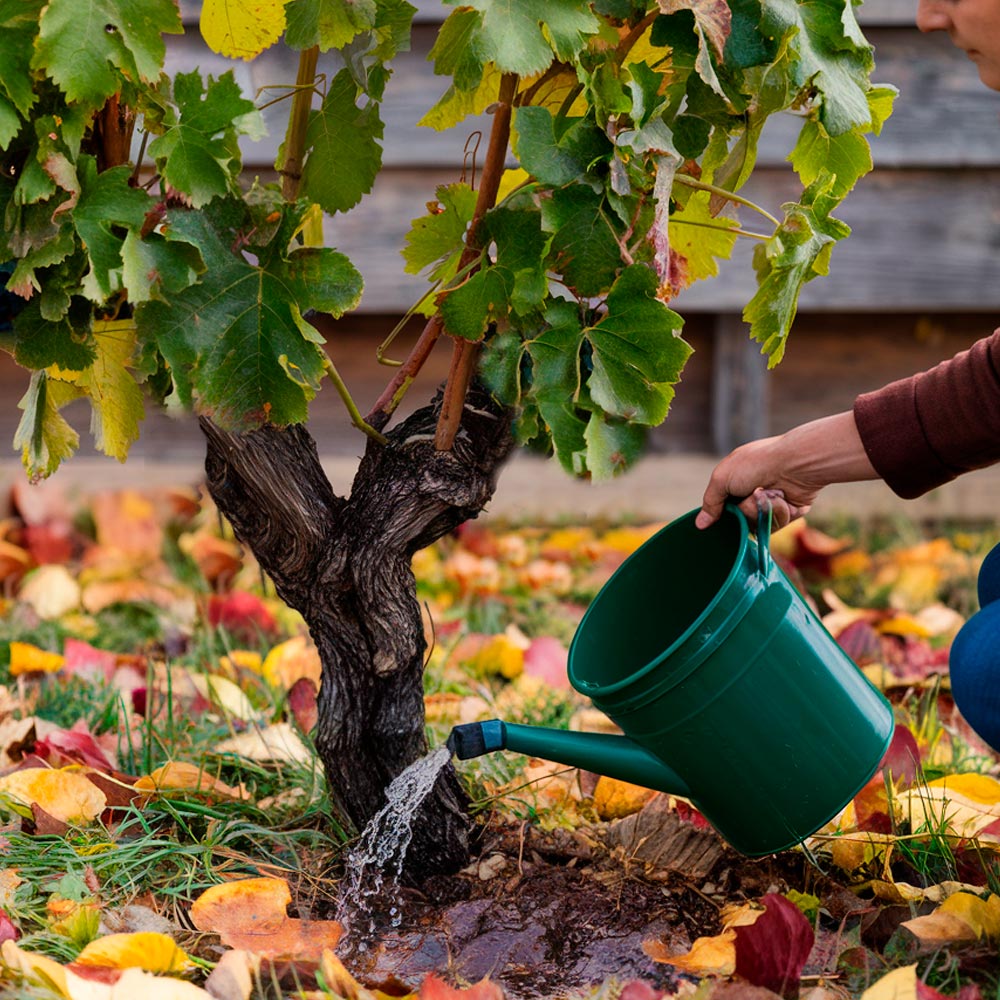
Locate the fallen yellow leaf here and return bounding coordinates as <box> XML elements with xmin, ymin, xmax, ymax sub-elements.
<box><xmin>190</xmin><ymin>877</ymin><xmax>342</xmax><ymax>960</ymax></box>
<box><xmin>1</xmin><ymin>939</ymin><xmax>70</xmax><ymax>994</ymax></box>
<box><xmin>592</xmin><ymin>776</ymin><xmax>656</xmax><ymax>820</ymax></box>
<box><xmin>214</xmin><ymin>722</ymin><xmax>312</xmax><ymax>765</ymax></box>
<box><xmin>74</xmin><ymin>932</ymin><xmax>193</xmax><ymax>973</ymax></box>
<box><xmin>261</xmin><ymin>636</ymin><xmax>322</xmax><ymax>689</ymax></box>
<box><xmin>134</xmin><ymin>762</ymin><xmax>249</xmax><ymax>801</ymax></box>
<box><xmin>0</xmin><ymin>768</ymin><xmax>106</xmax><ymax>823</ymax></box>
<box><xmin>937</xmin><ymin>891</ymin><xmax>1000</xmax><ymax>940</ymax></box>
<box><xmin>187</xmin><ymin>673</ymin><xmax>259</xmax><ymax>722</ymax></box>
<box><xmin>899</xmin><ymin>912</ymin><xmax>978</xmax><ymax>949</ymax></box>
<box><xmin>860</xmin><ymin>964</ymin><xmax>919</xmax><ymax>1000</ymax></box>
<box><xmin>8</xmin><ymin>641</ymin><xmax>65</xmax><ymax>676</ymax></box>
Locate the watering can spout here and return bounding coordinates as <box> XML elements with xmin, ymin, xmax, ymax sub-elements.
<box><xmin>447</xmin><ymin>719</ymin><xmax>692</xmax><ymax>799</ymax></box>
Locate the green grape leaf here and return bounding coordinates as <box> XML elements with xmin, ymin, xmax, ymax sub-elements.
<box><xmin>13</xmin><ymin>299</ymin><xmax>95</xmax><ymax>371</ymax></box>
<box><xmin>439</xmin><ymin>267</ymin><xmax>510</xmax><ymax>341</ymax></box>
<box><xmin>658</xmin><ymin>0</ymin><xmax>731</xmax><ymax>95</ymax></box>
<box><xmin>788</xmin><ymin>117</ymin><xmax>871</xmax><ymax>199</ymax></box>
<box><xmin>0</xmin><ymin>95</ymin><xmax>19</xmax><ymax>148</ymax></box>
<box><xmin>542</xmin><ymin>185</ymin><xmax>623</xmax><ymax>298</ymax></box>
<box><xmin>0</xmin><ymin>3</ymin><xmax>40</xmax><ymax>118</ymax></box>
<box><xmin>759</xmin><ymin>0</ymin><xmax>873</xmax><ymax>135</ymax></box>
<box><xmin>448</xmin><ymin>0</ymin><xmax>600</xmax><ymax>78</ymax></box>
<box><xmin>121</xmin><ymin>230</ymin><xmax>204</xmax><ymax>303</ymax></box>
<box><xmin>427</xmin><ymin>8</ymin><xmax>489</xmax><ymax>92</ymax></box>
<box><xmin>584</xmin><ymin>264</ymin><xmax>689</xmax><ymax>424</ymax></box>
<box><xmin>514</xmin><ymin>108</ymin><xmax>611</xmax><ymax>188</ymax></box>
<box><xmin>147</xmin><ymin>71</ymin><xmax>257</xmax><ymax>209</ymax></box>
<box><xmin>285</xmin><ymin>0</ymin><xmax>377</xmax><ymax>51</ymax></box>
<box><xmin>584</xmin><ymin>413</ymin><xmax>645</xmax><ymax>480</ymax></box>
<box><xmin>301</xmin><ymin>69</ymin><xmax>383</xmax><ymax>214</ymax></box>
<box><xmin>743</xmin><ymin>173</ymin><xmax>851</xmax><ymax>365</ymax></box>
<box><xmin>372</xmin><ymin>0</ymin><xmax>416</xmax><ymax>60</ymax></box>
<box><xmin>14</xmin><ymin>371</ymin><xmax>81</xmax><ymax>480</ymax></box>
<box><xmin>33</xmin><ymin>0</ymin><xmax>181</xmax><ymax>112</ymax></box>
<box><xmin>7</xmin><ymin>226</ymin><xmax>76</xmax><ymax>299</ymax></box>
<box><xmin>480</xmin><ymin>329</ymin><xmax>523</xmax><ymax>405</ymax></box>
<box><xmin>135</xmin><ymin>210</ymin><xmax>327</xmax><ymax>429</ymax></box>
<box><xmin>537</xmin><ymin>396</ymin><xmax>587</xmax><ymax>475</ymax></box>
<box><xmin>73</xmin><ymin>158</ymin><xmax>153</xmax><ymax>301</ymax></box>
<box><xmin>526</xmin><ymin>302</ymin><xmax>581</xmax><ymax>397</ymax></box>
<box><xmin>285</xmin><ymin>247</ymin><xmax>364</xmax><ymax>318</ymax></box>
<box><xmin>402</xmin><ymin>183</ymin><xmax>477</xmax><ymax>281</ymax></box>
<box><xmin>47</xmin><ymin>318</ymin><xmax>144</xmax><ymax>461</ymax></box>
<box><xmin>724</xmin><ymin>0</ymin><xmax>774</xmax><ymax>69</ymax></box>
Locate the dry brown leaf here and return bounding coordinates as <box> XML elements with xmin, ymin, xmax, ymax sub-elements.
<box><xmin>0</xmin><ymin>768</ymin><xmax>106</xmax><ymax>823</ymax></box>
<box><xmin>134</xmin><ymin>763</ymin><xmax>249</xmax><ymax>801</ymax></box>
<box><xmin>203</xmin><ymin>949</ymin><xmax>260</xmax><ymax>1000</ymax></box>
<box><xmin>899</xmin><ymin>912</ymin><xmax>978</xmax><ymax>950</ymax></box>
<box><xmin>190</xmin><ymin>878</ymin><xmax>342</xmax><ymax>960</ymax></box>
<box><xmin>214</xmin><ymin>723</ymin><xmax>312</xmax><ymax>765</ymax></box>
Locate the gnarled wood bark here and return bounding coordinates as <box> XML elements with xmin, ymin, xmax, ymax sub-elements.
<box><xmin>200</xmin><ymin>385</ymin><xmax>514</xmax><ymax>878</ymax></box>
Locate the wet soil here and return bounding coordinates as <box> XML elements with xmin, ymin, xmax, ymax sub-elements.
<box><xmin>318</xmin><ymin>818</ymin><xmax>813</xmax><ymax>999</ymax></box>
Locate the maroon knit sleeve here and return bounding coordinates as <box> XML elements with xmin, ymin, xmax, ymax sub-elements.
<box><xmin>853</xmin><ymin>328</ymin><xmax>1000</xmax><ymax>499</ymax></box>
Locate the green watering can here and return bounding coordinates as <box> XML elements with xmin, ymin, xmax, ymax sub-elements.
<box><xmin>447</xmin><ymin>504</ymin><xmax>894</xmax><ymax>856</ymax></box>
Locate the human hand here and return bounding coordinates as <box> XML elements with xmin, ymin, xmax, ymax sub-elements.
<box><xmin>694</xmin><ymin>411</ymin><xmax>879</xmax><ymax>532</ymax></box>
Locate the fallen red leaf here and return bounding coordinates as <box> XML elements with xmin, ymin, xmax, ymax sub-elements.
<box><xmin>522</xmin><ymin>636</ymin><xmax>570</xmax><ymax>689</ymax></box>
<box><xmin>0</xmin><ymin>909</ymin><xmax>18</xmax><ymax>945</ymax></box>
<box><xmin>207</xmin><ymin>591</ymin><xmax>278</xmax><ymax>643</ymax></box>
<box><xmin>22</xmin><ymin>521</ymin><xmax>76</xmax><ymax>564</ymax></box>
<box><xmin>853</xmin><ymin>774</ymin><xmax>893</xmax><ymax>834</ymax></box>
<box><xmin>287</xmin><ymin>677</ymin><xmax>318</xmax><ymax>734</ymax></box>
<box><xmin>34</xmin><ymin>727</ymin><xmax>115</xmax><ymax>773</ymax></box>
<box><xmin>879</xmin><ymin>724</ymin><xmax>921</xmax><ymax>788</ymax></box>
<box><xmin>63</xmin><ymin>639</ymin><xmax>119</xmax><ymax>683</ymax></box>
<box><xmin>836</xmin><ymin>619</ymin><xmax>883</xmax><ymax>665</ymax></box>
<box><xmin>619</xmin><ymin>981</ymin><xmax>665</xmax><ymax>1000</ymax></box>
<box><xmin>733</xmin><ymin>894</ymin><xmax>814</xmax><ymax>999</ymax></box>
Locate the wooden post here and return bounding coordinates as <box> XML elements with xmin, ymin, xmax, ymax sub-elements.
<box><xmin>711</xmin><ymin>313</ymin><xmax>770</xmax><ymax>455</ymax></box>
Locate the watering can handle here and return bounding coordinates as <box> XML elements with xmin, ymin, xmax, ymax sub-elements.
<box><xmin>754</xmin><ymin>498</ymin><xmax>772</xmax><ymax>577</ymax></box>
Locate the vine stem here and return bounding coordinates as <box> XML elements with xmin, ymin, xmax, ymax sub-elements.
<box><xmin>670</xmin><ymin>217</ymin><xmax>771</xmax><ymax>241</ymax></box>
<box><xmin>322</xmin><ymin>357</ymin><xmax>389</xmax><ymax>444</ymax></box>
<box><xmin>433</xmin><ymin>72</ymin><xmax>518</xmax><ymax>452</ymax></box>
<box><xmin>673</xmin><ymin>173</ymin><xmax>781</xmax><ymax>228</ymax></box>
<box><xmin>280</xmin><ymin>45</ymin><xmax>319</xmax><ymax>201</ymax></box>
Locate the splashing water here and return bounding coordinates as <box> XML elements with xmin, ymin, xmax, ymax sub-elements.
<box><xmin>336</xmin><ymin>745</ymin><xmax>451</xmax><ymax>945</ymax></box>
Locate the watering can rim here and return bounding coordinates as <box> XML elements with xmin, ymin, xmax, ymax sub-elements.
<box><xmin>567</xmin><ymin>503</ymin><xmax>769</xmax><ymax>702</ymax></box>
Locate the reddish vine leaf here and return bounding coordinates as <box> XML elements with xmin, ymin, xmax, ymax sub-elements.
<box><xmin>658</xmin><ymin>0</ymin><xmax>732</xmax><ymax>60</ymax></box>
<box><xmin>733</xmin><ymin>894</ymin><xmax>814</xmax><ymax>999</ymax></box>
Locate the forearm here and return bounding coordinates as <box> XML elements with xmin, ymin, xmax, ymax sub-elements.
<box><xmin>774</xmin><ymin>411</ymin><xmax>879</xmax><ymax>488</ymax></box>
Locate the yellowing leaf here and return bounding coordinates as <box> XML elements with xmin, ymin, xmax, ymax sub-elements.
<box><xmin>592</xmin><ymin>776</ymin><xmax>656</xmax><ymax>820</ymax></box>
<box><xmin>134</xmin><ymin>762</ymin><xmax>249</xmax><ymax>801</ymax></box>
<box><xmin>642</xmin><ymin>928</ymin><xmax>736</xmax><ymax>976</ymax></box>
<box><xmin>925</xmin><ymin>773</ymin><xmax>1000</xmax><ymax>805</ymax></box>
<box><xmin>200</xmin><ymin>0</ymin><xmax>289</xmax><ymax>59</ymax></box>
<box><xmin>48</xmin><ymin>321</ymin><xmax>145</xmax><ymax>464</ymax></box>
<box><xmin>186</xmin><ymin>673</ymin><xmax>259</xmax><ymax>722</ymax></box>
<box><xmin>261</xmin><ymin>636</ymin><xmax>321</xmax><ymax>689</ymax></box>
<box><xmin>8</xmin><ymin>642</ymin><xmax>65</xmax><ymax>676</ymax></box>
<box><xmin>190</xmin><ymin>878</ymin><xmax>343</xmax><ymax>960</ymax></box>
<box><xmin>0</xmin><ymin>768</ymin><xmax>106</xmax><ymax>823</ymax></box>
<box><xmin>937</xmin><ymin>892</ymin><xmax>1000</xmax><ymax>940</ymax></box>
<box><xmin>860</xmin><ymin>964</ymin><xmax>919</xmax><ymax>1000</ymax></box>
<box><xmin>75</xmin><ymin>932</ymin><xmax>193</xmax><ymax>973</ymax></box>
<box><xmin>218</xmin><ymin>650</ymin><xmax>263</xmax><ymax>677</ymax></box>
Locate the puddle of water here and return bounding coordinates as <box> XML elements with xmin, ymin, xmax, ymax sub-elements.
<box><xmin>336</xmin><ymin>744</ymin><xmax>451</xmax><ymax>947</ymax></box>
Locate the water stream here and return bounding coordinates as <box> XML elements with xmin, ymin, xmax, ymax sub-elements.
<box><xmin>335</xmin><ymin>744</ymin><xmax>451</xmax><ymax>947</ymax></box>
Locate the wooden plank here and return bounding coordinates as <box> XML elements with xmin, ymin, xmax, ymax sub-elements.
<box><xmin>710</xmin><ymin>315</ymin><xmax>770</xmax><ymax>454</ymax></box>
<box><xmin>162</xmin><ymin>27</ymin><xmax>1000</xmax><ymax>170</ymax></box>
<box><xmin>324</xmin><ymin>166</ymin><xmax>1000</xmax><ymax>313</ymax></box>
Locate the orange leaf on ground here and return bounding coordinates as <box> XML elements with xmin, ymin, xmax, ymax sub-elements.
<box><xmin>420</xmin><ymin>973</ymin><xmax>505</xmax><ymax>1000</ymax></box>
<box><xmin>643</xmin><ymin>929</ymin><xmax>736</xmax><ymax>976</ymax></box>
<box><xmin>134</xmin><ymin>762</ymin><xmax>249</xmax><ymax>801</ymax></box>
<box><xmin>190</xmin><ymin>878</ymin><xmax>342</xmax><ymax>960</ymax></box>
<box><xmin>0</xmin><ymin>768</ymin><xmax>106</xmax><ymax>823</ymax></box>
<box><xmin>8</xmin><ymin>642</ymin><xmax>64</xmax><ymax>676</ymax></box>
<box><xmin>91</xmin><ymin>490</ymin><xmax>163</xmax><ymax>561</ymax></box>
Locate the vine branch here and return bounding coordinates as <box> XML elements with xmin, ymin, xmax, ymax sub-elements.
<box><xmin>433</xmin><ymin>72</ymin><xmax>518</xmax><ymax>452</ymax></box>
<box><xmin>280</xmin><ymin>45</ymin><xmax>319</xmax><ymax>201</ymax></box>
